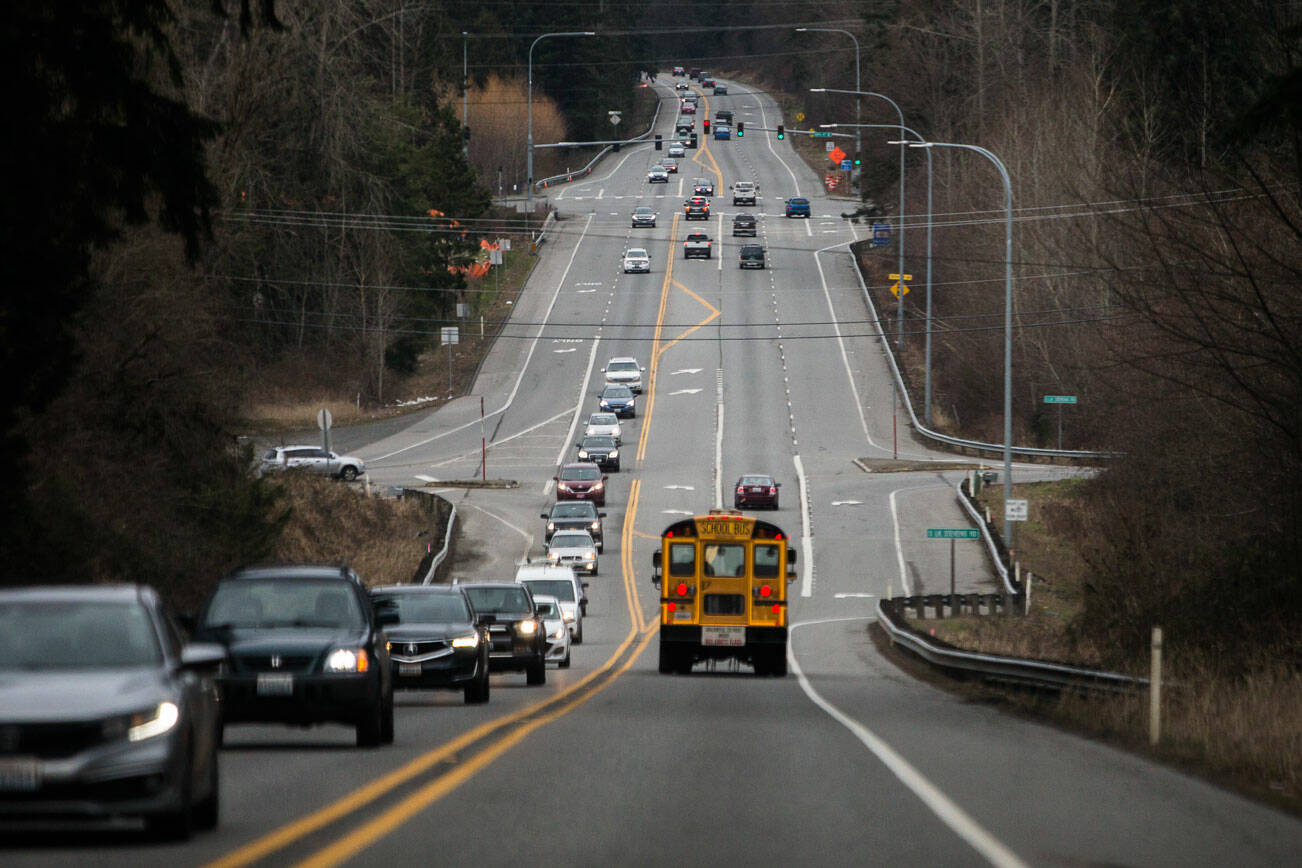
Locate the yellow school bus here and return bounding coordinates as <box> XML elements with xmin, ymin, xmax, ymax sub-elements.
<box><xmin>651</xmin><ymin>510</ymin><xmax>797</xmax><ymax>676</ymax></box>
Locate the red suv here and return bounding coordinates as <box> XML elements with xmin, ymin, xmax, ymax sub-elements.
<box><xmin>555</xmin><ymin>462</ymin><xmax>608</xmax><ymax>506</ymax></box>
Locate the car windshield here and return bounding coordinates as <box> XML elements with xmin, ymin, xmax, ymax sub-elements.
<box><xmin>626</xmin><ymin>249</ymin><xmax>648</xmax><ymax>258</ymax></box>
<box><xmin>461</xmin><ymin>587</ymin><xmax>532</xmax><ymax>615</ymax></box>
<box><xmin>562</xmin><ymin>465</ymin><xmax>601</xmax><ymax>481</ymax></box>
<box><xmin>583</xmin><ymin>437</ymin><xmax>616</xmax><ymax>449</ymax></box>
<box><xmin>0</xmin><ymin>600</ymin><xmax>162</xmax><ymax>670</ymax></box>
<box><xmin>608</xmin><ymin>361</ymin><xmax>638</xmax><ymax>373</ymax></box>
<box><xmin>589</xmin><ymin>414</ymin><xmax>618</xmax><ymax>426</ymax></box>
<box><xmin>551</xmin><ymin>533</ymin><xmax>592</xmax><ymax>548</ymax></box>
<box><xmin>522</xmin><ymin>580</ymin><xmax>575</xmax><ymax>601</ymax></box>
<box><xmin>202</xmin><ymin>579</ymin><xmax>364</xmax><ymax>629</ymax></box>
<box><xmin>603</xmin><ymin>386</ymin><xmax>632</xmax><ymax>399</ymax></box>
<box><xmin>552</xmin><ymin>502</ymin><xmax>596</xmax><ymax>518</ymax></box>
<box><xmin>536</xmin><ymin>601</ymin><xmax>561</xmax><ymax>619</ymax></box>
<box><xmin>373</xmin><ymin>592</ymin><xmax>469</xmax><ymax>623</ymax></box>
<box><xmin>634</xmin><ymin>208</ymin><xmax>653</xmax><ymax>215</ymax></box>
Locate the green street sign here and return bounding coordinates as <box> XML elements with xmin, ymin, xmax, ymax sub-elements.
<box><xmin>1043</xmin><ymin>395</ymin><xmax>1077</xmax><ymax>404</ymax></box>
<box><xmin>927</xmin><ymin>528</ymin><xmax>980</xmax><ymax>539</ymax></box>
<box><xmin>812</xmin><ymin>131</ymin><xmax>833</xmax><ymax>138</ymax></box>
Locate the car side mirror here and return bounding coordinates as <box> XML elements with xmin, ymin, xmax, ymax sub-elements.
<box><xmin>582</xmin><ymin>582</ymin><xmax>590</xmax><ymax>590</ymax></box>
<box><xmin>775</xmin><ymin>482</ymin><xmax>782</xmax><ymax>488</ymax></box>
<box><xmin>602</xmin><ymin>475</ymin><xmax>609</xmax><ymax>481</ymax></box>
<box><xmin>598</xmin><ymin>512</ymin><xmax>607</xmax><ymax>518</ymax></box>
<box><xmin>180</xmin><ymin>643</ymin><xmax>228</xmax><ymax>671</ymax></box>
<box><xmin>553</xmin><ymin>476</ymin><xmax>560</xmax><ymax>482</ymax></box>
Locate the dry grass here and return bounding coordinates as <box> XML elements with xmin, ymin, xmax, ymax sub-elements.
<box><xmin>899</xmin><ymin>478</ymin><xmax>1302</xmax><ymax>815</ymax></box>
<box><xmin>266</xmin><ymin>474</ymin><xmax>434</xmax><ymax>587</ymax></box>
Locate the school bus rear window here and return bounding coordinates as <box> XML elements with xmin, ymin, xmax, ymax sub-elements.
<box><xmin>668</xmin><ymin>543</ymin><xmax>696</xmax><ymax>577</ymax></box>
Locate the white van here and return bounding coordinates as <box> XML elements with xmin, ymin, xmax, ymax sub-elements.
<box><xmin>515</xmin><ymin>564</ymin><xmax>588</xmax><ymax>643</ymax></box>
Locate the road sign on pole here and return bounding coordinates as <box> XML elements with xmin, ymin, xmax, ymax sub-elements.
<box><xmin>1043</xmin><ymin>395</ymin><xmax>1077</xmax><ymax>404</ymax></box>
<box><xmin>872</xmin><ymin>223</ymin><xmax>891</xmax><ymax>247</ymax></box>
<box><xmin>840</xmin><ymin>159</ymin><xmax>853</xmax><ymax>171</ymax></box>
<box><xmin>1005</xmin><ymin>499</ymin><xmax>1028</xmax><ymax>522</ymax></box>
<box><xmin>926</xmin><ymin>528</ymin><xmax>980</xmax><ymax>539</ymax></box>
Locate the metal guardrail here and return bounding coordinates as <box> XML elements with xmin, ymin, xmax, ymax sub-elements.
<box><xmin>422</xmin><ymin>502</ymin><xmax>456</xmax><ymax>585</ymax></box>
<box><xmin>956</xmin><ymin>477</ymin><xmax>1016</xmax><ymax>593</ymax></box>
<box><xmin>533</xmin><ymin>94</ymin><xmax>664</xmax><ymax>192</ymax></box>
<box><xmin>877</xmin><ymin>597</ymin><xmax>1149</xmax><ymax>694</ymax></box>
<box><xmin>848</xmin><ymin>244</ymin><xmax>1116</xmax><ymax>461</ymax></box>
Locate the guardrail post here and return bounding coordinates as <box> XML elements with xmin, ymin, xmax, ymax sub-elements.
<box><xmin>1024</xmin><ymin>571</ymin><xmax>1032</xmax><ymax>615</ymax></box>
<box><xmin>1149</xmin><ymin>626</ymin><xmax>1163</xmax><ymax>745</ymax></box>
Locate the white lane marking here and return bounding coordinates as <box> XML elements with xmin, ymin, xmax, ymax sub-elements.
<box><xmin>664</xmin><ymin>485</ymin><xmax>696</xmax><ymax>491</ymax></box>
<box><xmin>789</xmin><ymin>620</ymin><xmax>1029</xmax><ymax>868</ymax></box>
<box><xmin>554</xmin><ymin>348</ymin><xmax>577</xmax><ymax>354</ymax></box>
<box><xmin>455</xmin><ymin>500</ymin><xmax>533</xmax><ymax>563</ymax></box>
<box><xmin>812</xmin><ymin>238</ymin><xmax>881</xmax><ymax>452</ymax></box>
<box><xmin>414</xmin><ymin>474</ymin><xmax>437</xmax><ymax>483</ymax></box>
<box><xmin>670</xmin><ymin>388</ymin><xmax>703</xmax><ymax>395</ymax></box>
<box><xmin>662</xmin><ymin>509</ymin><xmax>694</xmax><ymax>515</ymax></box>
<box><xmin>671</xmin><ymin>368</ymin><xmax>703</xmax><ymax>375</ymax></box>
<box><xmin>796</xmin><ymin>453</ymin><xmax>814</xmax><ymax>598</ymax></box>
<box><xmin>551</xmin><ymin>337</ymin><xmax>604</xmax><ymax>482</ymax></box>
<box><xmin>717</xmin><ymin>211</ymin><xmax>724</xmax><ymax>271</ymax></box>
<box><xmin>832</xmin><ymin>500</ymin><xmax>864</xmax><ymax>506</ymax></box>
<box><xmin>557</xmin><ymin>147</ymin><xmax>643</xmax><ymax>198</ymax></box>
<box><xmin>576</xmin><ymin>282</ymin><xmax>602</xmax><ymax>286</ymax></box>
<box><xmin>596</xmin><ymin>189</ymin><xmax>604</xmax><ymax>199</ymax></box>
<box><xmin>758</xmin><ymin>93</ymin><xmax>801</xmax><ymax>197</ymax></box>
<box><xmin>576</xmin><ymin>288</ymin><xmax>597</xmax><ymax>294</ymax></box>
<box><xmin>714</xmin><ymin>372</ymin><xmax>725</xmax><ymax>509</ymax></box>
<box><xmin>891</xmin><ymin>486</ymin><xmax>912</xmax><ymax>596</ymax></box>
<box><xmin>833</xmin><ymin>593</ymin><xmax>876</xmax><ymax>598</ymax></box>
<box><xmin>369</xmin><ymin>214</ymin><xmax>596</xmax><ymax>463</ymax></box>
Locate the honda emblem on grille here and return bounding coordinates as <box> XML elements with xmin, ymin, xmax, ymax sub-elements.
<box><xmin>270</xmin><ymin>655</ymin><xmax>282</xmax><ymax>669</ymax></box>
<box><xmin>406</xmin><ymin>643</ymin><xmax>417</xmax><ymax>655</ymax></box>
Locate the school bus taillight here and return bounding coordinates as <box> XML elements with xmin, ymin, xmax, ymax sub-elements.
<box><xmin>759</xmin><ymin>584</ymin><xmax>772</xmax><ymax>598</ymax></box>
<box><xmin>676</xmin><ymin>582</ymin><xmax>688</xmax><ymax>596</ymax></box>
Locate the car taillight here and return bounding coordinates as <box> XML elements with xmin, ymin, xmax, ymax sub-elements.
<box><xmin>737</xmin><ymin>486</ymin><xmax>745</xmax><ymax>494</ymax></box>
<box><xmin>769</xmin><ymin>486</ymin><xmax>776</xmax><ymax>495</ymax></box>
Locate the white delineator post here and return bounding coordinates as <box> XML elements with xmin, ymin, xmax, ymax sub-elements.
<box><xmin>1149</xmin><ymin>626</ymin><xmax>1163</xmax><ymax>745</ymax></box>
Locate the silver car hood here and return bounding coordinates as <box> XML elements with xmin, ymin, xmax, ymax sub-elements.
<box><xmin>0</xmin><ymin>669</ymin><xmax>172</xmax><ymax>722</ymax></box>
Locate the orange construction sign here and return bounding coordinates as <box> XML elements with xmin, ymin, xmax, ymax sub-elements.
<box><xmin>828</xmin><ymin>146</ymin><xmax>847</xmax><ymax>164</ymax></box>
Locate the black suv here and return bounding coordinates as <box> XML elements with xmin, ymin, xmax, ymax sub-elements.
<box><xmin>715</xmin><ymin>110</ymin><xmax>733</xmax><ymax>124</ymax></box>
<box><xmin>192</xmin><ymin>565</ymin><xmax>396</xmax><ymax>747</ymax></box>
<box><xmin>739</xmin><ymin>244</ymin><xmax>766</xmax><ymax>269</ymax></box>
<box><xmin>370</xmin><ymin>586</ymin><xmax>490</xmax><ymax>704</ymax></box>
<box><xmin>732</xmin><ymin>213</ymin><xmax>757</xmax><ymax>237</ymax></box>
<box><xmin>542</xmin><ymin>500</ymin><xmax>606</xmax><ymax>551</ymax></box>
<box><xmin>455</xmin><ymin>583</ymin><xmax>548</xmax><ymax>685</ymax></box>
<box><xmin>576</xmin><ymin>435</ymin><xmax>620</xmax><ymax>471</ymax></box>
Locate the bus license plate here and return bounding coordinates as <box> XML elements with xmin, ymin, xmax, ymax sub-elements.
<box><xmin>701</xmin><ymin>625</ymin><xmax>745</xmax><ymax>647</ymax></box>
<box><xmin>0</xmin><ymin>758</ymin><xmax>41</xmax><ymax>792</ymax></box>
<box><xmin>399</xmin><ymin>663</ymin><xmax>423</xmax><ymax>677</ymax></box>
<box><xmin>256</xmin><ymin>673</ymin><xmax>294</xmax><ymax>696</ymax></box>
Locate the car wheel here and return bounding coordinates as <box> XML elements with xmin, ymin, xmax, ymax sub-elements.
<box><xmin>356</xmin><ymin>699</ymin><xmax>384</xmax><ymax>747</ymax></box>
<box><xmin>560</xmin><ymin>650</ymin><xmax>571</xmax><ymax>669</ymax></box>
<box><xmin>591</xmin><ymin>563</ymin><xmax>598</xmax><ymax>577</ymax></box>
<box><xmin>340</xmin><ymin>466</ymin><xmax>359</xmax><ymax>482</ymax></box>
<box><xmin>465</xmin><ymin>667</ymin><xmax>490</xmax><ymax>704</ymax></box>
<box><xmin>581</xmin><ymin>603</ymin><xmax>588</xmax><ymax>617</ymax></box>
<box><xmin>380</xmin><ymin>690</ymin><xmax>395</xmax><ymax>744</ymax></box>
<box><xmin>193</xmin><ymin>745</ymin><xmax>219</xmax><ymax>831</ymax></box>
<box><xmin>574</xmin><ymin>623</ymin><xmax>583</xmax><ymax>644</ymax></box>
<box><xmin>526</xmin><ymin>656</ymin><xmax>547</xmax><ymax>686</ymax></box>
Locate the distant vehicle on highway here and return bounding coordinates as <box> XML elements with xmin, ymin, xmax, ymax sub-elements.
<box><xmin>680</xmin><ymin>101</ymin><xmax>696</xmax><ymax>114</ymax></box>
<box><xmin>603</xmin><ymin>356</ymin><xmax>645</xmax><ymax>393</ymax></box>
<box><xmin>596</xmin><ymin>385</ymin><xmax>636</xmax><ymax>419</ymax></box>
<box><xmin>683</xmin><ymin>232</ymin><xmax>713</xmax><ymax>259</ymax></box>
<box><xmin>576</xmin><ymin>435</ymin><xmax>620</xmax><ymax>471</ymax></box>
<box><xmin>692</xmin><ymin>178</ymin><xmax>715</xmax><ymax>197</ymax></box>
<box><xmin>732</xmin><ymin>180</ymin><xmax>757</xmax><ymax>206</ymax></box>
<box><xmin>631</xmin><ymin>206</ymin><xmax>657</xmax><ymax>228</ymax></box>
<box><xmin>540</xmin><ymin>501</ymin><xmax>605</xmax><ymax>552</ymax></box>
<box><xmin>663</xmin><ymin>158</ymin><xmax>679</xmax><ymax>173</ymax></box>
<box><xmin>516</xmin><ymin>564</ymin><xmax>588</xmax><ymax>638</ymax></box>
<box><xmin>546</xmin><ymin>530</ymin><xmax>599</xmax><ymax>577</ymax></box>
<box><xmin>739</xmin><ymin>244</ymin><xmax>766</xmax><ymax>269</ymax></box>
<box><xmin>0</xmin><ymin>585</ymin><xmax>225</xmax><ymax>838</ymax></box>
<box><xmin>732</xmin><ymin>213</ymin><xmax>757</xmax><ymax>236</ymax></box>
<box><xmin>556</xmin><ymin>461</ymin><xmax>610</xmax><ymax>503</ymax></box>
<box><xmin>647</xmin><ymin>165</ymin><xmax>669</xmax><ymax>183</ymax></box>
<box><xmin>454</xmin><ymin>582</ymin><xmax>547</xmax><ymax>686</ymax></box>
<box><xmin>734</xmin><ymin>474</ymin><xmax>781</xmax><ymax>509</ymax></box>
<box><xmin>584</xmin><ymin>412</ymin><xmax>622</xmax><ymax>443</ymax></box>
<box><xmin>370</xmin><ymin>585</ymin><xmax>489</xmax><ymax>704</ymax></box>
<box><xmin>713</xmin><ymin>83</ymin><xmax>728</xmax><ymax>94</ymax></box>
<box><xmin>714</xmin><ymin>125</ymin><xmax>730</xmax><ymax>140</ymax></box>
<box><xmin>623</xmin><ymin>248</ymin><xmax>651</xmax><ymax>274</ymax></box>
<box><xmin>785</xmin><ymin>197</ymin><xmax>811</xmax><ymax>218</ymax></box>
<box><xmin>668</xmin><ymin>142</ymin><xmax>686</xmax><ymax>157</ymax></box>
<box><xmin>672</xmin><ymin>66</ymin><xmax>685</xmax><ymax>76</ymax></box>
<box><xmin>532</xmin><ymin>595</ymin><xmax>572</xmax><ymax>667</ymax></box>
<box><xmin>258</xmin><ymin>445</ymin><xmax>366</xmax><ymax>481</ymax></box>
<box><xmin>684</xmin><ymin>197</ymin><xmax>710</xmax><ymax>220</ymax></box>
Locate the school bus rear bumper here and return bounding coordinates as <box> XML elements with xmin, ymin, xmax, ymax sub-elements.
<box><xmin>659</xmin><ymin>625</ymin><xmax>787</xmax><ymax>647</ymax></box>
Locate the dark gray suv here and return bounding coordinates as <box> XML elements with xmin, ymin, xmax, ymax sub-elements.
<box><xmin>542</xmin><ymin>500</ymin><xmax>606</xmax><ymax>551</ymax></box>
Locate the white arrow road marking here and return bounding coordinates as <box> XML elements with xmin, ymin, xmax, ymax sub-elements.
<box><xmin>576</xmin><ymin>288</ymin><xmax>597</xmax><ymax>293</ymax></box>
<box><xmin>670</xmin><ymin>368</ymin><xmax>703</xmax><ymax>375</ymax></box>
<box><xmin>554</xmin><ymin>348</ymin><xmax>577</xmax><ymax>354</ymax></box>
<box><xmin>832</xmin><ymin>500</ymin><xmax>864</xmax><ymax>506</ymax></box>
<box><xmin>669</xmin><ymin>388</ymin><xmax>703</xmax><ymax>395</ymax></box>
<box><xmin>664</xmin><ymin>485</ymin><xmax>696</xmax><ymax>491</ymax></box>
<box><xmin>834</xmin><ymin>593</ymin><xmax>876</xmax><ymax>598</ymax></box>
<box><xmin>576</xmin><ymin>282</ymin><xmax>603</xmax><ymax>286</ymax></box>
<box><xmin>661</xmin><ymin>509</ymin><xmax>694</xmax><ymax>515</ymax></box>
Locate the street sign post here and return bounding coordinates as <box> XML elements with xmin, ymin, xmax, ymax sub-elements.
<box><xmin>317</xmin><ymin>408</ymin><xmax>333</xmax><ymax>456</ymax></box>
<box><xmin>928</xmin><ymin>528</ymin><xmax>981</xmax><ymax>599</ymax></box>
<box><xmin>872</xmin><ymin>223</ymin><xmax>891</xmax><ymax>247</ymax></box>
<box><xmin>441</xmin><ymin>326</ymin><xmax>459</xmax><ymax>392</ymax></box>
<box><xmin>840</xmin><ymin>159</ymin><xmax>853</xmax><ymax>171</ymax></box>
<box><xmin>1005</xmin><ymin>499</ymin><xmax>1028</xmax><ymax>521</ymax></box>
<box><xmin>889</xmin><ymin>273</ymin><xmax>912</xmax><ymax>297</ymax></box>
<box><xmin>1043</xmin><ymin>395</ymin><xmax>1077</xmax><ymax>449</ymax></box>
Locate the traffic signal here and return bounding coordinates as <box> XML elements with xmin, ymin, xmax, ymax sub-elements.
<box><xmin>703</xmin><ymin>119</ymin><xmax>710</xmax><ymax>133</ymax></box>
<box><xmin>737</xmin><ymin>122</ymin><xmax>744</xmax><ymax>137</ymax></box>
<box><xmin>853</xmin><ymin>154</ymin><xmax>861</xmax><ymax>166</ymax></box>
<box><xmin>776</xmin><ymin>124</ymin><xmax>785</xmax><ymax>140</ymax></box>
<box><xmin>655</xmin><ymin>134</ymin><xmax>662</xmax><ymax>151</ymax></box>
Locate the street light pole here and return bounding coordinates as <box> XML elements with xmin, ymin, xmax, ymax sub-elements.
<box><xmin>910</xmin><ymin>140</ymin><xmax>1015</xmax><ymax>532</ymax></box>
<box><xmin>462</xmin><ymin>32</ymin><xmax>469</xmax><ymax>158</ymax></box>
<box><xmin>795</xmin><ymin>29</ymin><xmax>861</xmax><ymax>177</ymax></box>
<box><xmin>527</xmin><ymin>31</ymin><xmax>596</xmax><ymax>235</ymax></box>
<box><xmin>811</xmin><ymin>88</ymin><xmax>907</xmax><ymax>348</ymax></box>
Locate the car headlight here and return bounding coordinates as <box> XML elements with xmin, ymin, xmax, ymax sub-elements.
<box><xmin>627</xmin><ymin>399</ymin><xmax>636</xmax><ymax>408</ymax></box>
<box><xmin>583</xmin><ymin>552</ymin><xmax>595</xmax><ymax>561</ymax></box>
<box><xmin>324</xmin><ymin>648</ymin><xmax>370</xmax><ymax>672</ymax></box>
<box><xmin>600</xmin><ymin>400</ymin><xmax>610</xmax><ymax>409</ymax></box>
<box><xmin>451</xmin><ymin>633</ymin><xmax>479</xmax><ymax>649</ymax></box>
<box><xmin>546</xmin><ymin>521</ymin><xmax>556</xmax><ymax>533</ymax></box>
<box><xmin>609</xmin><ymin>449</ymin><xmax>618</xmax><ymax>458</ymax></box>
<box><xmin>557</xmin><ymin>482</ymin><xmax>570</xmax><ymax>492</ymax></box>
<box><xmin>578</xmin><ymin>450</ymin><xmax>589</xmax><ymax>459</ymax></box>
<box><xmin>517</xmin><ymin>619</ymin><xmax>539</xmax><ymax>636</ymax></box>
<box><xmin>593</xmin><ymin>481</ymin><xmax>604</xmax><ymax>491</ymax></box>
<box><xmin>113</xmin><ymin>702</ymin><xmax>180</xmax><ymax>742</ymax></box>
<box><xmin>549</xmin><ymin>627</ymin><xmax>567</xmax><ymax>641</ymax></box>
<box><xmin>548</xmin><ymin>552</ymin><xmax>560</xmax><ymax>562</ymax></box>
<box><xmin>563</xmin><ymin>611</ymin><xmax>576</xmax><ymax>623</ymax></box>
<box><xmin>590</xmin><ymin>520</ymin><xmax>601</xmax><ymax>531</ymax></box>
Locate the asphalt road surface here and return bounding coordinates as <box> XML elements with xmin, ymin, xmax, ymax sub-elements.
<box><xmin>7</xmin><ymin>75</ymin><xmax>1300</xmax><ymax>868</ymax></box>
